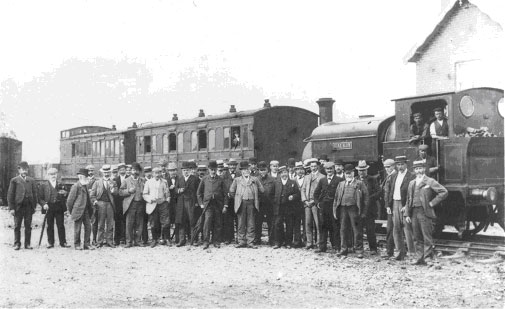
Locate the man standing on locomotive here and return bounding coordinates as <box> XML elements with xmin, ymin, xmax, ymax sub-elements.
<box><xmin>416</xmin><ymin>144</ymin><xmax>439</xmax><ymax>178</ymax></box>
<box><xmin>409</xmin><ymin>112</ymin><xmax>430</xmax><ymax>145</ymax></box>
<box><xmin>356</xmin><ymin>160</ymin><xmax>380</xmax><ymax>255</ymax></box>
<box><xmin>430</xmin><ymin>107</ymin><xmax>449</xmax><ymax>139</ymax></box>
<box><xmin>388</xmin><ymin>156</ymin><xmax>415</xmax><ymax>260</ymax></box>
<box><xmin>405</xmin><ymin>160</ymin><xmax>448</xmax><ymax>265</ymax></box>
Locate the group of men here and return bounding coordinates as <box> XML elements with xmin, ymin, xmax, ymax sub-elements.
<box><xmin>8</xmin><ymin>145</ymin><xmax>448</xmax><ymax>265</ymax></box>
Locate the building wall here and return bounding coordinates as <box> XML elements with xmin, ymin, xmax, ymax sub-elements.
<box><xmin>416</xmin><ymin>3</ymin><xmax>503</xmax><ymax>95</ymax></box>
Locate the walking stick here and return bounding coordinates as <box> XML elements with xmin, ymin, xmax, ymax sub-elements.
<box><xmin>38</xmin><ymin>211</ymin><xmax>48</xmax><ymax>248</ymax></box>
<box><xmin>191</xmin><ymin>203</ymin><xmax>210</xmax><ymax>244</ymax></box>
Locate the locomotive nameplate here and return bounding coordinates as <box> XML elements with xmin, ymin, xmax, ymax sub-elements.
<box><xmin>332</xmin><ymin>141</ymin><xmax>352</xmax><ymax>150</ymax></box>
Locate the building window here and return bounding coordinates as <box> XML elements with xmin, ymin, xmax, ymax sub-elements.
<box><xmin>71</xmin><ymin>143</ymin><xmax>76</xmax><ymax>157</ymax></box>
<box><xmin>198</xmin><ymin>130</ymin><xmax>207</xmax><ymax>150</ymax></box>
<box><xmin>169</xmin><ymin>133</ymin><xmax>177</xmax><ymax>152</ymax></box>
<box><xmin>144</xmin><ymin>136</ymin><xmax>152</xmax><ymax>153</ymax></box>
<box><xmin>151</xmin><ymin>135</ymin><xmax>157</xmax><ymax>153</ymax></box>
<box><xmin>215</xmin><ymin>127</ymin><xmax>223</xmax><ymax>150</ymax></box>
<box><xmin>162</xmin><ymin>134</ymin><xmax>168</xmax><ymax>154</ymax></box>
<box><xmin>208</xmin><ymin>129</ymin><xmax>215</xmax><ymax>151</ymax></box>
<box><xmin>115</xmin><ymin>140</ymin><xmax>120</xmax><ymax>155</ymax></box>
<box><xmin>178</xmin><ymin>132</ymin><xmax>184</xmax><ymax>153</ymax></box>
<box><xmin>100</xmin><ymin>140</ymin><xmax>105</xmax><ymax>157</ymax></box>
<box><xmin>223</xmin><ymin>127</ymin><xmax>230</xmax><ymax>150</ymax></box>
<box><xmin>191</xmin><ymin>131</ymin><xmax>198</xmax><ymax>152</ymax></box>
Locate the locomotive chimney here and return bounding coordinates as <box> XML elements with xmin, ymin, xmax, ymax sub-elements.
<box><xmin>316</xmin><ymin>98</ymin><xmax>335</xmax><ymax>125</ymax></box>
<box><xmin>198</xmin><ymin>109</ymin><xmax>205</xmax><ymax>117</ymax></box>
<box><xmin>229</xmin><ymin>105</ymin><xmax>237</xmax><ymax>113</ymax></box>
<box><xmin>263</xmin><ymin>99</ymin><xmax>271</xmax><ymax>108</ymax></box>
<box><xmin>172</xmin><ymin>114</ymin><xmax>178</xmax><ymax>121</ymax></box>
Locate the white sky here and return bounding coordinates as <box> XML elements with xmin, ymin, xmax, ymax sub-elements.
<box><xmin>1</xmin><ymin>0</ymin><xmax>499</xmax><ymax>163</ymax></box>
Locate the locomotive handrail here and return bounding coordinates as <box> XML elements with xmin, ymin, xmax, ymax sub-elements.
<box><xmin>303</xmin><ymin>134</ymin><xmax>376</xmax><ymax>142</ymax></box>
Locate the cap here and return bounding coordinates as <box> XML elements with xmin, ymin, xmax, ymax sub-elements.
<box><xmin>412</xmin><ymin>160</ymin><xmax>426</xmax><ymax>168</ymax></box>
<box><xmin>344</xmin><ymin>164</ymin><xmax>355</xmax><ymax>172</ymax></box>
<box><xmin>323</xmin><ymin>162</ymin><xmax>335</xmax><ymax>169</ymax></box>
<box><xmin>383</xmin><ymin>159</ymin><xmax>395</xmax><ymax>167</ymax></box>
<box><xmin>258</xmin><ymin>161</ymin><xmax>268</xmax><ymax>170</ymax></box>
<box><xmin>334</xmin><ymin>159</ymin><xmax>344</xmax><ymax>166</ymax></box>
<box><xmin>270</xmin><ymin>160</ymin><xmax>279</xmax><ymax>166</ymax></box>
<box><xmin>278</xmin><ymin>166</ymin><xmax>287</xmax><ymax>172</ymax></box>
<box><xmin>17</xmin><ymin>161</ymin><xmax>29</xmax><ymax>170</ymax></box>
<box><xmin>249</xmin><ymin>157</ymin><xmax>258</xmax><ymax>164</ymax></box>
<box><xmin>294</xmin><ymin>161</ymin><xmax>304</xmax><ymax>169</ymax></box>
<box><xmin>394</xmin><ymin>156</ymin><xmax>408</xmax><ymax>163</ymax></box>
<box><xmin>418</xmin><ymin>144</ymin><xmax>429</xmax><ymax>151</ymax></box>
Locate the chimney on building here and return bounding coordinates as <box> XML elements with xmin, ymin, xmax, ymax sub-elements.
<box><xmin>264</xmin><ymin>99</ymin><xmax>271</xmax><ymax>108</ymax></box>
<box><xmin>112</xmin><ymin>125</ymin><xmax>116</xmax><ymax>130</ymax></box>
<box><xmin>316</xmin><ymin>98</ymin><xmax>335</xmax><ymax>125</ymax></box>
<box><xmin>198</xmin><ymin>109</ymin><xmax>205</xmax><ymax>117</ymax></box>
<box><xmin>172</xmin><ymin>114</ymin><xmax>178</xmax><ymax>121</ymax></box>
<box><xmin>132</xmin><ymin>122</ymin><xmax>138</xmax><ymax>128</ymax></box>
<box><xmin>229</xmin><ymin>105</ymin><xmax>237</xmax><ymax>113</ymax></box>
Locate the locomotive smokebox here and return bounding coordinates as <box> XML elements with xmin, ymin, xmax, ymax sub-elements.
<box><xmin>316</xmin><ymin>98</ymin><xmax>335</xmax><ymax>125</ymax></box>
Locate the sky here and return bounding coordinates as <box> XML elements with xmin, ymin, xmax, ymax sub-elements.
<box><xmin>0</xmin><ymin>0</ymin><xmax>500</xmax><ymax>163</ymax></box>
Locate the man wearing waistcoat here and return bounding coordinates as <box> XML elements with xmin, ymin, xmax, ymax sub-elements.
<box><xmin>67</xmin><ymin>168</ymin><xmax>94</xmax><ymax>250</ymax></box>
<box><xmin>8</xmin><ymin>161</ymin><xmax>38</xmax><ymax>250</ymax></box>
<box><xmin>356</xmin><ymin>160</ymin><xmax>380</xmax><ymax>255</ymax></box>
<box><xmin>381</xmin><ymin>159</ymin><xmax>397</xmax><ymax>258</ymax></box>
<box><xmin>272</xmin><ymin>166</ymin><xmax>300</xmax><ymax>249</ymax></box>
<box><xmin>405</xmin><ymin>160</ymin><xmax>448</xmax><ymax>265</ymax></box>
<box><xmin>90</xmin><ymin>165</ymin><xmax>118</xmax><ymax>248</ymax></box>
<box><xmin>113</xmin><ymin>163</ymin><xmax>128</xmax><ymax>245</ymax></box>
<box><xmin>430</xmin><ymin>107</ymin><xmax>449</xmax><ymax>139</ymax></box>
<box><xmin>256</xmin><ymin>161</ymin><xmax>275</xmax><ymax>245</ymax></box>
<box><xmin>143</xmin><ymin>167</ymin><xmax>171</xmax><ymax>248</ymax></box>
<box><xmin>119</xmin><ymin>162</ymin><xmax>146</xmax><ymax>247</ymax></box>
<box><xmin>175</xmin><ymin>161</ymin><xmax>199</xmax><ymax>247</ymax></box>
<box><xmin>38</xmin><ymin>168</ymin><xmax>70</xmax><ymax>248</ymax></box>
<box><xmin>333</xmin><ymin>164</ymin><xmax>369</xmax><ymax>258</ymax></box>
<box><xmin>301</xmin><ymin>158</ymin><xmax>325</xmax><ymax>249</ymax></box>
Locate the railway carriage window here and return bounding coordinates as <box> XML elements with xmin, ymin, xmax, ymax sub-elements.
<box><xmin>231</xmin><ymin>126</ymin><xmax>240</xmax><ymax>149</ymax></box>
<box><xmin>198</xmin><ymin>130</ymin><xmax>207</xmax><ymax>150</ymax></box>
<box><xmin>138</xmin><ymin>136</ymin><xmax>144</xmax><ymax>155</ymax></box>
<box><xmin>215</xmin><ymin>127</ymin><xmax>223</xmax><ymax>150</ymax></box>
<box><xmin>241</xmin><ymin>126</ymin><xmax>248</xmax><ymax>148</ymax></box>
<box><xmin>106</xmin><ymin>140</ymin><xmax>111</xmax><ymax>156</ymax></box>
<box><xmin>183</xmin><ymin>131</ymin><xmax>191</xmax><ymax>152</ymax></box>
<box><xmin>100</xmin><ymin>140</ymin><xmax>105</xmax><ymax>157</ymax></box>
<box><xmin>87</xmin><ymin>141</ymin><xmax>92</xmax><ymax>157</ymax></box>
<box><xmin>162</xmin><ymin>134</ymin><xmax>169</xmax><ymax>154</ymax></box>
<box><xmin>191</xmin><ymin>131</ymin><xmax>198</xmax><ymax>152</ymax></box>
<box><xmin>71</xmin><ymin>143</ymin><xmax>76</xmax><ymax>157</ymax></box>
<box><xmin>498</xmin><ymin>98</ymin><xmax>504</xmax><ymax>118</ymax></box>
<box><xmin>120</xmin><ymin>139</ymin><xmax>124</xmax><ymax>155</ymax></box>
<box><xmin>151</xmin><ymin>135</ymin><xmax>157</xmax><ymax>153</ymax></box>
<box><xmin>223</xmin><ymin>128</ymin><xmax>230</xmax><ymax>150</ymax></box>
<box><xmin>178</xmin><ymin>133</ymin><xmax>184</xmax><ymax>153</ymax></box>
<box><xmin>169</xmin><ymin>133</ymin><xmax>177</xmax><ymax>152</ymax></box>
<box><xmin>208</xmin><ymin>129</ymin><xmax>215</xmax><ymax>151</ymax></box>
<box><xmin>144</xmin><ymin>136</ymin><xmax>152</xmax><ymax>153</ymax></box>
<box><xmin>114</xmin><ymin>140</ymin><xmax>120</xmax><ymax>156</ymax></box>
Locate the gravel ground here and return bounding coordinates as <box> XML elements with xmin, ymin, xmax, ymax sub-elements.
<box><xmin>1</xmin><ymin>208</ymin><xmax>504</xmax><ymax>308</ymax></box>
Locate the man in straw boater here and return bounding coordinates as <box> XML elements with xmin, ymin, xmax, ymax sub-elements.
<box><xmin>313</xmin><ymin>161</ymin><xmax>342</xmax><ymax>253</ymax></box>
<box><xmin>356</xmin><ymin>160</ymin><xmax>380</xmax><ymax>255</ymax></box>
<box><xmin>119</xmin><ymin>162</ymin><xmax>146</xmax><ymax>247</ymax></box>
<box><xmin>143</xmin><ymin>167</ymin><xmax>171</xmax><ymax>248</ymax></box>
<box><xmin>256</xmin><ymin>161</ymin><xmax>275</xmax><ymax>245</ymax></box>
<box><xmin>196</xmin><ymin>160</ymin><xmax>229</xmax><ymax>249</ymax></box>
<box><xmin>333</xmin><ymin>163</ymin><xmax>369</xmax><ymax>258</ymax></box>
<box><xmin>229</xmin><ymin>160</ymin><xmax>265</xmax><ymax>249</ymax></box>
<box><xmin>38</xmin><ymin>167</ymin><xmax>70</xmax><ymax>248</ymax></box>
<box><xmin>8</xmin><ymin>161</ymin><xmax>38</xmax><ymax>250</ymax></box>
<box><xmin>301</xmin><ymin>158</ymin><xmax>325</xmax><ymax>249</ymax></box>
<box><xmin>90</xmin><ymin>164</ymin><xmax>118</xmax><ymax>248</ymax></box>
<box><xmin>405</xmin><ymin>160</ymin><xmax>448</xmax><ymax>265</ymax></box>
<box><xmin>66</xmin><ymin>168</ymin><xmax>94</xmax><ymax>250</ymax></box>
<box><xmin>387</xmin><ymin>156</ymin><xmax>415</xmax><ymax>260</ymax></box>
<box><xmin>272</xmin><ymin>166</ymin><xmax>300</xmax><ymax>249</ymax></box>
<box><xmin>175</xmin><ymin>161</ymin><xmax>200</xmax><ymax>247</ymax></box>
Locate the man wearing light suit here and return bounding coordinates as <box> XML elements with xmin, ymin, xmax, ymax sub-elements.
<box><xmin>119</xmin><ymin>162</ymin><xmax>146</xmax><ymax>247</ymax></box>
<box><xmin>66</xmin><ymin>168</ymin><xmax>94</xmax><ymax>250</ymax></box>
<box><xmin>90</xmin><ymin>165</ymin><xmax>118</xmax><ymax>248</ymax></box>
<box><xmin>301</xmin><ymin>158</ymin><xmax>325</xmax><ymax>249</ymax></box>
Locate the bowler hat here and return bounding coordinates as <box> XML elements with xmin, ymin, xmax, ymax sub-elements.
<box><xmin>418</xmin><ymin>144</ymin><xmax>429</xmax><ymax>151</ymax></box>
<box><xmin>413</xmin><ymin>112</ymin><xmax>422</xmax><ymax>118</ymax></box>
<box><xmin>287</xmin><ymin>158</ymin><xmax>296</xmax><ymax>168</ymax></box>
<box><xmin>17</xmin><ymin>161</ymin><xmax>29</xmax><ymax>170</ymax></box>
<box><xmin>188</xmin><ymin>160</ymin><xmax>197</xmax><ymax>169</ymax></box>
<box><xmin>249</xmin><ymin>157</ymin><xmax>257</xmax><ymax>164</ymax></box>
<box><xmin>208</xmin><ymin>160</ymin><xmax>218</xmax><ymax>169</ymax></box>
<box><xmin>334</xmin><ymin>159</ymin><xmax>344</xmax><ymax>166</ymax></box>
<box><xmin>394</xmin><ymin>156</ymin><xmax>408</xmax><ymax>163</ymax></box>
<box><xmin>318</xmin><ymin>154</ymin><xmax>329</xmax><ymax>161</ymax></box>
<box><xmin>77</xmin><ymin>168</ymin><xmax>89</xmax><ymax>177</ymax></box>
<box><xmin>182</xmin><ymin>161</ymin><xmax>191</xmax><ymax>169</ymax></box>
<box><xmin>239</xmin><ymin>161</ymin><xmax>250</xmax><ymax>170</ymax></box>
<box><xmin>344</xmin><ymin>164</ymin><xmax>355</xmax><ymax>172</ymax></box>
<box><xmin>131</xmin><ymin>162</ymin><xmax>142</xmax><ymax>172</ymax></box>
<box><xmin>258</xmin><ymin>161</ymin><xmax>268</xmax><ymax>170</ymax></box>
<box><xmin>412</xmin><ymin>160</ymin><xmax>426</xmax><ymax>168</ymax></box>
<box><xmin>355</xmin><ymin>160</ymin><xmax>369</xmax><ymax>171</ymax></box>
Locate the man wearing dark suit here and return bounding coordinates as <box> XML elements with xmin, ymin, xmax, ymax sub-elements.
<box><xmin>67</xmin><ymin>168</ymin><xmax>94</xmax><ymax>250</ymax></box>
<box><xmin>387</xmin><ymin>156</ymin><xmax>415</xmax><ymax>260</ymax></box>
<box><xmin>141</xmin><ymin>166</ymin><xmax>152</xmax><ymax>244</ymax></box>
<box><xmin>113</xmin><ymin>163</ymin><xmax>128</xmax><ymax>245</ymax></box>
<box><xmin>220</xmin><ymin>163</ymin><xmax>235</xmax><ymax>245</ymax></box>
<box><xmin>381</xmin><ymin>159</ymin><xmax>397</xmax><ymax>258</ymax></box>
<box><xmin>197</xmin><ymin>160</ymin><xmax>229</xmax><ymax>249</ymax></box>
<box><xmin>356</xmin><ymin>160</ymin><xmax>380</xmax><ymax>255</ymax></box>
<box><xmin>167</xmin><ymin>162</ymin><xmax>179</xmax><ymax>243</ymax></box>
<box><xmin>119</xmin><ymin>162</ymin><xmax>146</xmax><ymax>247</ymax></box>
<box><xmin>333</xmin><ymin>164</ymin><xmax>369</xmax><ymax>258</ymax></box>
<box><xmin>175</xmin><ymin>161</ymin><xmax>200</xmax><ymax>246</ymax></box>
<box><xmin>86</xmin><ymin>164</ymin><xmax>99</xmax><ymax>246</ymax></box>
<box><xmin>293</xmin><ymin>161</ymin><xmax>307</xmax><ymax>247</ymax></box>
<box><xmin>314</xmin><ymin>162</ymin><xmax>342</xmax><ymax>253</ymax></box>
<box><xmin>256</xmin><ymin>161</ymin><xmax>276</xmax><ymax>245</ymax></box>
<box><xmin>8</xmin><ymin>161</ymin><xmax>38</xmax><ymax>250</ymax></box>
<box><xmin>38</xmin><ymin>168</ymin><xmax>70</xmax><ymax>248</ymax></box>
<box><xmin>90</xmin><ymin>165</ymin><xmax>118</xmax><ymax>248</ymax></box>
<box><xmin>272</xmin><ymin>166</ymin><xmax>300</xmax><ymax>249</ymax></box>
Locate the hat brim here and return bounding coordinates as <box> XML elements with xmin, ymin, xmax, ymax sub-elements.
<box><xmin>355</xmin><ymin>165</ymin><xmax>369</xmax><ymax>170</ymax></box>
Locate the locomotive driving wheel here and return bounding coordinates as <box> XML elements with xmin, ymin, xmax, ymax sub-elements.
<box><xmin>464</xmin><ymin>205</ymin><xmax>502</xmax><ymax>237</ymax></box>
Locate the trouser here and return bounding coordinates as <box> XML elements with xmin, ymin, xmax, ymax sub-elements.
<box><xmin>386</xmin><ymin>213</ymin><xmax>395</xmax><ymax>256</ymax></box>
<box><xmin>255</xmin><ymin>202</ymin><xmax>273</xmax><ymax>244</ymax></box>
<box><xmin>149</xmin><ymin>202</ymin><xmax>170</xmax><ymax>241</ymax></box>
<box><xmin>363</xmin><ymin>216</ymin><xmax>377</xmax><ymax>251</ymax></box>
<box><xmin>237</xmin><ymin>200</ymin><xmax>256</xmax><ymax>245</ymax></box>
<box><xmin>285</xmin><ymin>209</ymin><xmax>302</xmax><ymax>246</ymax></box>
<box><xmin>411</xmin><ymin>206</ymin><xmax>434</xmax><ymax>261</ymax></box>
<box><xmin>273</xmin><ymin>213</ymin><xmax>286</xmax><ymax>246</ymax></box>
<box><xmin>304</xmin><ymin>206</ymin><xmax>319</xmax><ymax>246</ymax></box>
<box><xmin>46</xmin><ymin>208</ymin><xmax>66</xmax><ymax>246</ymax></box>
<box><xmin>125</xmin><ymin>201</ymin><xmax>145</xmax><ymax>245</ymax></box>
<box><xmin>142</xmin><ymin>211</ymin><xmax>149</xmax><ymax>244</ymax></box>
<box><xmin>203</xmin><ymin>201</ymin><xmax>223</xmax><ymax>244</ymax></box>
<box><xmin>178</xmin><ymin>200</ymin><xmax>197</xmax><ymax>243</ymax></box>
<box><xmin>339</xmin><ymin>205</ymin><xmax>363</xmax><ymax>252</ymax></box>
<box><xmin>393</xmin><ymin>200</ymin><xmax>414</xmax><ymax>256</ymax></box>
<box><xmin>14</xmin><ymin>201</ymin><xmax>33</xmax><ymax>246</ymax></box>
<box><xmin>222</xmin><ymin>205</ymin><xmax>235</xmax><ymax>243</ymax></box>
<box><xmin>74</xmin><ymin>211</ymin><xmax>91</xmax><ymax>247</ymax></box>
<box><xmin>114</xmin><ymin>200</ymin><xmax>125</xmax><ymax>244</ymax></box>
<box><xmin>96</xmin><ymin>201</ymin><xmax>115</xmax><ymax>245</ymax></box>
<box><xmin>92</xmin><ymin>209</ymin><xmax>98</xmax><ymax>242</ymax></box>
<box><xmin>318</xmin><ymin>202</ymin><xmax>339</xmax><ymax>250</ymax></box>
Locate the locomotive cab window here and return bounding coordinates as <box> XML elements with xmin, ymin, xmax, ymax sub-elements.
<box><xmin>410</xmin><ymin>100</ymin><xmax>448</xmax><ymax>137</ymax></box>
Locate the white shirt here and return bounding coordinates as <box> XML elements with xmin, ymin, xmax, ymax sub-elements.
<box><xmin>430</xmin><ymin>119</ymin><xmax>445</xmax><ymax>137</ymax></box>
<box><xmin>415</xmin><ymin>176</ymin><xmax>424</xmax><ymax>185</ymax></box>
<box><xmin>281</xmin><ymin>178</ymin><xmax>288</xmax><ymax>185</ymax></box>
<box><xmin>50</xmin><ymin>180</ymin><xmax>57</xmax><ymax>188</ymax></box>
<box><xmin>297</xmin><ymin>177</ymin><xmax>304</xmax><ymax>188</ymax></box>
<box><xmin>393</xmin><ymin>170</ymin><xmax>407</xmax><ymax>200</ymax></box>
<box><xmin>271</xmin><ymin>172</ymin><xmax>278</xmax><ymax>178</ymax></box>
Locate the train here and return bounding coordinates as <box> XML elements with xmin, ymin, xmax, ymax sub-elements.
<box><xmin>304</xmin><ymin>87</ymin><xmax>504</xmax><ymax>237</ymax></box>
<box><xmin>0</xmin><ymin>136</ymin><xmax>22</xmax><ymax>205</ymax></box>
<box><xmin>58</xmin><ymin>99</ymin><xmax>318</xmax><ymax>183</ymax></box>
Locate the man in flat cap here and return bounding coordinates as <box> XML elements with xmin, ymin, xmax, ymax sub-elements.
<box><xmin>67</xmin><ymin>168</ymin><xmax>94</xmax><ymax>250</ymax></box>
<box><xmin>409</xmin><ymin>112</ymin><xmax>430</xmax><ymax>145</ymax></box>
<box><xmin>38</xmin><ymin>167</ymin><xmax>70</xmax><ymax>248</ymax></box>
<box><xmin>256</xmin><ymin>161</ymin><xmax>276</xmax><ymax>245</ymax></box>
<box><xmin>356</xmin><ymin>160</ymin><xmax>380</xmax><ymax>255</ymax></box>
<box><xmin>197</xmin><ymin>160</ymin><xmax>229</xmax><ymax>249</ymax></box>
<box><xmin>380</xmin><ymin>158</ymin><xmax>396</xmax><ymax>259</ymax></box>
<box><xmin>318</xmin><ymin>154</ymin><xmax>329</xmax><ymax>176</ymax></box>
<box><xmin>301</xmin><ymin>158</ymin><xmax>325</xmax><ymax>249</ymax></box>
<box><xmin>90</xmin><ymin>165</ymin><xmax>118</xmax><ymax>248</ymax></box>
<box><xmin>405</xmin><ymin>160</ymin><xmax>448</xmax><ymax>265</ymax></box>
<box><xmin>333</xmin><ymin>164</ymin><xmax>369</xmax><ymax>258</ymax></box>
<box><xmin>113</xmin><ymin>163</ymin><xmax>128</xmax><ymax>245</ymax></box>
<box><xmin>143</xmin><ymin>167</ymin><xmax>171</xmax><ymax>248</ymax></box>
<box><xmin>175</xmin><ymin>161</ymin><xmax>200</xmax><ymax>246</ymax></box>
<box><xmin>294</xmin><ymin>161</ymin><xmax>307</xmax><ymax>245</ymax></box>
<box><xmin>229</xmin><ymin>161</ymin><xmax>265</xmax><ymax>248</ymax></box>
<box><xmin>249</xmin><ymin>157</ymin><xmax>259</xmax><ymax>177</ymax></box>
<box><xmin>269</xmin><ymin>160</ymin><xmax>280</xmax><ymax>179</ymax></box>
<box><xmin>119</xmin><ymin>162</ymin><xmax>146</xmax><ymax>247</ymax></box>
<box><xmin>430</xmin><ymin>107</ymin><xmax>449</xmax><ymax>139</ymax></box>
<box><xmin>314</xmin><ymin>161</ymin><xmax>342</xmax><ymax>253</ymax></box>
<box><xmin>8</xmin><ymin>161</ymin><xmax>38</xmax><ymax>250</ymax></box>
<box><xmin>416</xmin><ymin>144</ymin><xmax>439</xmax><ymax>178</ymax></box>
